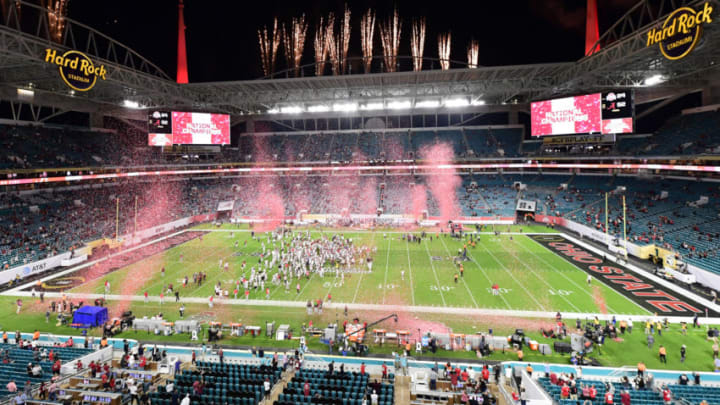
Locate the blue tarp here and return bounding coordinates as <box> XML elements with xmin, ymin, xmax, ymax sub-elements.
<box><xmin>72</xmin><ymin>306</ymin><xmax>108</xmax><ymax>328</ymax></box>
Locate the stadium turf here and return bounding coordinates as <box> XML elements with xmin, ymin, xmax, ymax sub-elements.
<box><xmin>66</xmin><ymin>226</ymin><xmax>648</xmax><ymax>315</ymax></box>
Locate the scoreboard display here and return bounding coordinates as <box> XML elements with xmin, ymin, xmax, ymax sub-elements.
<box><xmin>148</xmin><ymin>111</ymin><xmax>230</xmax><ymax>146</ymax></box>
<box><xmin>601</xmin><ymin>91</ymin><xmax>634</xmax><ymax>134</ymax></box>
<box><xmin>531</xmin><ymin>91</ymin><xmax>634</xmax><ymax>136</ymax></box>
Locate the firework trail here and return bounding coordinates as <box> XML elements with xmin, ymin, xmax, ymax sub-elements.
<box><xmin>336</xmin><ymin>4</ymin><xmax>351</xmax><ymax>74</ymax></box>
<box><xmin>380</xmin><ymin>8</ymin><xmax>401</xmax><ymax>73</ymax></box>
<box><xmin>41</xmin><ymin>0</ymin><xmax>68</xmax><ymax>43</ymax></box>
<box><xmin>360</xmin><ymin>9</ymin><xmax>375</xmax><ymax>73</ymax></box>
<box><xmin>282</xmin><ymin>14</ymin><xmax>308</xmax><ymax>76</ymax></box>
<box><xmin>467</xmin><ymin>38</ymin><xmax>479</xmax><ymax>68</ymax></box>
<box><xmin>258</xmin><ymin>17</ymin><xmax>280</xmax><ymax>76</ymax></box>
<box><xmin>438</xmin><ymin>32</ymin><xmax>451</xmax><ymax>70</ymax></box>
<box><xmin>410</xmin><ymin>17</ymin><xmax>426</xmax><ymax>72</ymax></box>
<box><xmin>314</xmin><ymin>14</ymin><xmax>334</xmax><ymax>76</ymax></box>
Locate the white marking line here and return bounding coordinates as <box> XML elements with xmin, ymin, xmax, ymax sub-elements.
<box><xmin>527</xmin><ymin>235</ymin><xmax>650</xmax><ymax>315</ymax></box>
<box><xmin>294</xmin><ymin>273</ymin><xmax>317</xmax><ymax>301</ymax></box>
<box><xmin>404</xmin><ymin>236</ymin><xmax>416</xmax><ymax>306</ymax></box>
<box><xmin>464</xmin><ymin>245</ymin><xmax>513</xmax><ymax>310</ymax></box>
<box><xmin>515</xmin><ymin>236</ymin><xmax>620</xmax><ymax>314</ymax></box>
<box><xmin>140</xmin><ymin>240</ymin><xmax>235</xmax><ymax>296</ymax></box>
<box><xmin>382</xmin><ymin>238</ymin><xmax>392</xmax><ymax>305</ymax></box>
<box><xmin>496</xmin><ymin>236</ymin><xmax>582</xmax><ymax>313</ymax></box>
<box><xmin>353</xmin><ymin>231</ymin><xmax>376</xmax><ymax>304</ymax></box>
<box><xmin>422</xmin><ymin>238</ymin><xmax>447</xmax><ymax>307</ymax></box>
<box><xmin>477</xmin><ymin>237</ymin><xmax>547</xmax><ymax>310</ymax></box>
<box><xmin>437</xmin><ymin>237</ymin><xmax>479</xmax><ymax>309</ymax></box>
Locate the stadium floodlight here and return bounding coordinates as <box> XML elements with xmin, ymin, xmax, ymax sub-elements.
<box><xmin>333</xmin><ymin>102</ymin><xmax>359</xmax><ymax>112</ymax></box>
<box><xmin>387</xmin><ymin>100</ymin><xmax>411</xmax><ymax>110</ymax></box>
<box><xmin>267</xmin><ymin>107</ymin><xmax>280</xmax><ymax>114</ymax></box>
<box><xmin>360</xmin><ymin>102</ymin><xmax>384</xmax><ymax>111</ymax></box>
<box><xmin>416</xmin><ymin>100</ymin><xmax>441</xmax><ymax>109</ymax></box>
<box><xmin>444</xmin><ymin>98</ymin><xmax>470</xmax><ymax>108</ymax></box>
<box><xmin>280</xmin><ymin>105</ymin><xmax>303</xmax><ymax>114</ymax></box>
<box><xmin>470</xmin><ymin>99</ymin><xmax>485</xmax><ymax>106</ymax></box>
<box><xmin>308</xmin><ymin>105</ymin><xmax>330</xmax><ymax>113</ymax></box>
<box><xmin>17</xmin><ymin>88</ymin><xmax>34</xmax><ymax>98</ymax></box>
<box><xmin>644</xmin><ymin>74</ymin><xmax>665</xmax><ymax>86</ymax></box>
<box><xmin>123</xmin><ymin>100</ymin><xmax>141</xmax><ymax>109</ymax></box>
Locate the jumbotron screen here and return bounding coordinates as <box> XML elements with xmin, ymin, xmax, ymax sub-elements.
<box><xmin>531</xmin><ymin>91</ymin><xmax>633</xmax><ymax>136</ymax></box>
<box><xmin>148</xmin><ymin>111</ymin><xmax>230</xmax><ymax>146</ymax></box>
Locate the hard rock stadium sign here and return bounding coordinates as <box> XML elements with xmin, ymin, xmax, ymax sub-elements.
<box><xmin>44</xmin><ymin>48</ymin><xmax>107</xmax><ymax>91</ymax></box>
<box><xmin>646</xmin><ymin>2</ymin><xmax>714</xmax><ymax>60</ymax></box>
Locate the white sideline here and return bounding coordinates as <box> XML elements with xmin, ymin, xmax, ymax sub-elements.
<box><xmin>7</xmin><ymin>290</ymin><xmax>720</xmax><ymax>324</ymax></box>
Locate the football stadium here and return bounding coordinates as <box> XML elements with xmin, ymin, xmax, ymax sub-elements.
<box><xmin>2</xmin><ymin>0</ymin><xmax>720</xmax><ymax>404</ymax></box>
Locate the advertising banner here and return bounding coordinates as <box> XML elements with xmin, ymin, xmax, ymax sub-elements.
<box><xmin>0</xmin><ymin>252</ymin><xmax>72</xmax><ymax>284</ymax></box>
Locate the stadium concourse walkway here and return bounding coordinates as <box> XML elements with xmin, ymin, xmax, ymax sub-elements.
<box><xmin>5</xmin><ymin>290</ymin><xmax>720</xmax><ymax>323</ymax></box>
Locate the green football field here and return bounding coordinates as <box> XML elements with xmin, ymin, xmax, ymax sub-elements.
<box><xmin>69</xmin><ymin>225</ymin><xmax>649</xmax><ymax>315</ymax></box>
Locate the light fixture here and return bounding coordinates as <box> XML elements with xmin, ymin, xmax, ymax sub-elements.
<box><xmin>280</xmin><ymin>105</ymin><xmax>303</xmax><ymax>114</ymax></box>
<box><xmin>416</xmin><ymin>100</ymin><xmax>441</xmax><ymax>109</ymax></box>
<box><xmin>644</xmin><ymin>74</ymin><xmax>665</xmax><ymax>86</ymax></box>
<box><xmin>445</xmin><ymin>98</ymin><xmax>470</xmax><ymax>107</ymax></box>
<box><xmin>308</xmin><ymin>105</ymin><xmax>330</xmax><ymax>113</ymax></box>
<box><xmin>333</xmin><ymin>102</ymin><xmax>358</xmax><ymax>112</ymax></box>
<box><xmin>123</xmin><ymin>100</ymin><xmax>140</xmax><ymax>109</ymax></box>
<box><xmin>470</xmin><ymin>99</ymin><xmax>485</xmax><ymax>106</ymax></box>
<box><xmin>17</xmin><ymin>88</ymin><xmax>34</xmax><ymax>98</ymax></box>
<box><xmin>267</xmin><ymin>107</ymin><xmax>280</xmax><ymax>114</ymax></box>
<box><xmin>360</xmin><ymin>102</ymin><xmax>384</xmax><ymax>111</ymax></box>
<box><xmin>387</xmin><ymin>100</ymin><xmax>411</xmax><ymax>110</ymax></box>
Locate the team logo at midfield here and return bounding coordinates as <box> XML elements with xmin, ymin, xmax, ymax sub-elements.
<box><xmin>44</xmin><ymin>48</ymin><xmax>107</xmax><ymax>91</ymax></box>
<box><xmin>646</xmin><ymin>3</ymin><xmax>714</xmax><ymax>60</ymax></box>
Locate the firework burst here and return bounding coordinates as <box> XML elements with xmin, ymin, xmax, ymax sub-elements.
<box><xmin>258</xmin><ymin>17</ymin><xmax>281</xmax><ymax>76</ymax></box>
<box><xmin>410</xmin><ymin>17</ymin><xmax>426</xmax><ymax>72</ymax></box>
<box><xmin>338</xmin><ymin>4</ymin><xmax>351</xmax><ymax>74</ymax></box>
<box><xmin>379</xmin><ymin>8</ymin><xmax>401</xmax><ymax>73</ymax></box>
<box><xmin>282</xmin><ymin>15</ymin><xmax>308</xmax><ymax>77</ymax></box>
<box><xmin>467</xmin><ymin>38</ymin><xmax>479</xmax><ymax>68</ymax></box>
<box><xmin>360</xmin><ymin>9</ymin><xmax>375</xmax><ymax>73</ymax></box>
<box><xmin>438</xmin><ymin>31</ymin><xmax>451</xmax><ymax>70</ymax></box>
<box><xmin>314</xmin><ymin>14</ymin><xmax>334</xmax><ymax>76</ymax></box>
<box><xmin>41</xmin><ymin>0</ymin><xmax>69</xmax><ymax>43</ymax></box>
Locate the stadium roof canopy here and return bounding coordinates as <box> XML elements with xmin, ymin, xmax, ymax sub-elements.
<box><xmin>1</xmin><ymin>0</ymin><xmax>719</xmax><ymax>121</ymax></box>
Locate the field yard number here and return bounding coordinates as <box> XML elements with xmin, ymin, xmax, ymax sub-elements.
<box><xmin>485</xmin><ymin>287</ymin><xmax>512</xmax><ymax>294</ymax></box>
<box><xmin>430</xmin><ymin>285</ymin><xmax>452</xmax><ymax>292</ymax></box>
<box><xmin>377</xmin><ymin>284</ymin><xmax>397</xmax><ymax>290</ymax></box>
<box><xmin>548</xmin><ymin>289</ymin><xmax>573</xmax><ymax>296</ymax></box>
<box><xmin>322</xmin><ymin>281</ymin><xmax>344</xmax><ymax>288</ymax></box>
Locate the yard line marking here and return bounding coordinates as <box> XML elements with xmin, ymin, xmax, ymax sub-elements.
<box><xmin>294</xmin><ymin>271</ymin><xmax>317</xmax><ymax>301</ymax></box>
<box><xmin>437</xmin><ymin>237</ymin><xmax>479</xmax><ymax>309</ymax></box>
<box><xmin>515</xmin><ymin>236</ymin><xmax>620</xmax><ymax>314</ymax></box>
<box><xmin>139</xmin><ymin>237</ymin><xmax>236</xmax><ymax>297</ymax></box>
<box><xmin>381</xmin><ymin>238</ymin><xmax>392</xmax><ymax>305</ymax></box>
<box><xmin>404</xmin><ymin>236</ymin><xmax>416</xmax><ymax>306</ymax></box>
<box><xmin>463</xmin><ymin>246</ymin><xmax>513</xmax><ymax>310</ymax></box>
<box><xmin>476</xmin><ymin>238</ymin><xmax>547</xmax><ymax>310</ymax></box>
<box><xmin>495</xmin><ymin>236</ymin><xmax>582</xmax><ymax>313</ymax></box>
<box><xmin>422</xmin><ymin>238</ymin><xmax>447</xmax><ymax>307</ymax></box>
<box><xmin>353</xmin><ymin>230</ymin><xmax>376</xmax><ymax>304</ymax></box>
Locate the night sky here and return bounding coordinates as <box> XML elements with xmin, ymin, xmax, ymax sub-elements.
<box><xmin>67</xmin><ymin>0</ymin><xmax>638</xmax><ymax>82</ymax></box>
